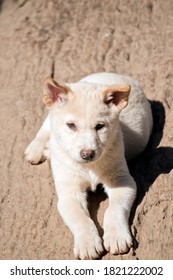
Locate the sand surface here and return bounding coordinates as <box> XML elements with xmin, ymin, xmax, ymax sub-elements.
<box><xmin>0</xmin><ymin>0</ymin><xmax>173</xmax><ymax>260</ymax></box>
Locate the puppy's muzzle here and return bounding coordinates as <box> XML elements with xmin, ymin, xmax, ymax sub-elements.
<box><xmin>80</xmin><ymin>149</ymin><xmax>95</xmax><ymax>161</ymax></box>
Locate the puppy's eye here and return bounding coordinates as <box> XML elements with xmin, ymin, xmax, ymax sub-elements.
<box><xmin>95</xmin><ymin>123</ymin><xmax>105</xmax><ymax>131</ymax></box>
<box><xmin>67</xmin><ymin>122</ymin><xmax>77</xmax><ymax>131</ymax></box>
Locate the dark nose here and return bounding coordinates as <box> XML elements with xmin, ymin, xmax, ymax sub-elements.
<box><xmin>80</xmin><ymin>149</ymin><xmax>95</xmax><ymax>161</ymax></box>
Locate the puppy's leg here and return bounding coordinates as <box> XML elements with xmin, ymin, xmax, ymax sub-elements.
<box><xmin>58</xmin><ymin>189</ymin><xmax>104</xmax><ymax>259</ymax></box>
<box><xmin>103</xmin><ymin>175</ymin><xmax>136</xmax><ymax>255</ymax></box>
<box><xmin>25</xmin><ymin>115</ymin><xmax>51</xmax><ymax>164</ymax></box>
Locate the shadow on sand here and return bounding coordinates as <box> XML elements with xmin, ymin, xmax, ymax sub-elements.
<box><xmin>129</xmin><ymin>100</ymin><xmax>173</xmax><ymax>208</ymax></box>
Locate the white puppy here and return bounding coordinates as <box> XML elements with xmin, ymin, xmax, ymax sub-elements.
<box><xmin>25</xmin><ymin>72</ymin><xmax>153</xmax><ymax>259</ymax></box>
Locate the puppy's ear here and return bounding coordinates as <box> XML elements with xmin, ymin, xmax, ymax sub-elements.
<box><xmin>42</xmin><ymin>76</ymin><xmax>69</xmax><ymax>108</ymax></box>
<box><xmin>103</xmin><ymin>85</ymin><xmax>131</xmax><ymax>110</ymax></box>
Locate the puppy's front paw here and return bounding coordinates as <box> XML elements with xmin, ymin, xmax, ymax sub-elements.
<box><xmin>103</xmin><ymin>228</ymin><xmax>133</xmax><ymax>255</ymax></box>
<box><xmin>25</xmin><ymin>139</ymin><xmax>45</xmax><ymax>164</ymax></box>
<box><xmin>74</xmin><ymin>232</ymin><xmax>104</xmax><ymax>260</ymax></box>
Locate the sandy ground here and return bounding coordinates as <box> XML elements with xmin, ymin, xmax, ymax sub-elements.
<box><xmin>0</xmin><ymin>0</ymin><xmax>173</xmax><ymax>260</ymax></box>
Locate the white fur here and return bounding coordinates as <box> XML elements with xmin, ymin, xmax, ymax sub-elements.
<box><xmin>25</xmin><ymin>72</ymin><xmax>153</xmax><ymax>259</ymax></box>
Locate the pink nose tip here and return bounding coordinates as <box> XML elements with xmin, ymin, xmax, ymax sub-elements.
<box><xmin>80</xmin><ymin>149</ymin><xmax>95</xmax><ymax>160</ymax></box>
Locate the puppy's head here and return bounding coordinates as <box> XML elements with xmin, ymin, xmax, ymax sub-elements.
<box><xmin>42</xmin><ymin>77</ymin><xmax>131</xmax><ymax>164</ymax></box>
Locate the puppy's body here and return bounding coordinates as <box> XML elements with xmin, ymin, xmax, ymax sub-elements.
<box><xmin>25</xmin><ymin>72</ymin><xmax>153</xmax><ymax>259</ymax></box>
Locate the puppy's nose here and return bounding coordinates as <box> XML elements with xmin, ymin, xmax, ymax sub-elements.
<box><xmin>80</xmin><ymin>149</ymin><xmax>95</xmax><ymax>161</ymax></box>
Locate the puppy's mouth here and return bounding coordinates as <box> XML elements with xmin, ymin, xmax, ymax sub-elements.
<box><xmin>77</xmin><ymin>159</ymin><xmax>97</xmax><ymax>165</ymax></box>
<box><xmin>81</xmin><ymin>158</ymin><xmax>96</xmax><ymax>164</ymax></box>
